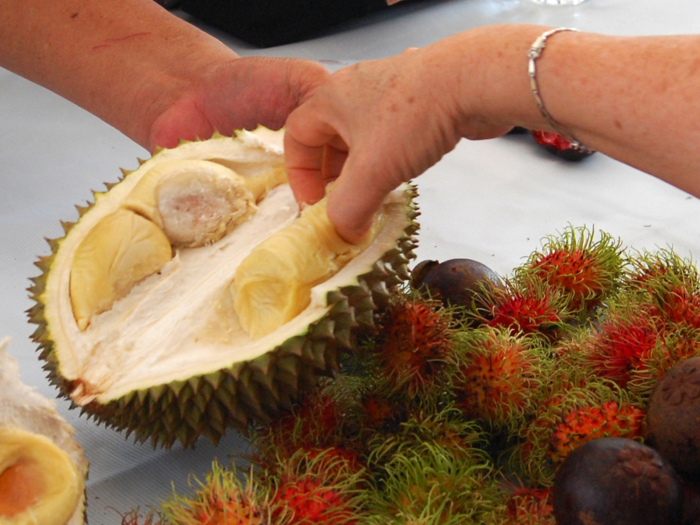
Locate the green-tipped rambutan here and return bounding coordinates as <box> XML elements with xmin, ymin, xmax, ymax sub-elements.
<box><xmin>627</xmin><ymin>326</ymin><xmax>700</xmax><ymax>401</ymax></box>
<box><xmin>470</xmin><ymin>276</ymin><xmax>574</xmax><ymax>342</ymax></box>
<box><xmin>517</xmin><ymin>225</ymin><xmax>625</xmax><ymax>313</ymax></box>
<box><xmin>271</xmin><ymin>448</ymin><xmax>367</xmax><ymax>524</ymax></box>
<box><xmin>509</xmin><ymin>381</ymin><xmax>641</xmax><ymax>486</ymax></box>
<box><xmin>365</xmin><ymin>405</ymin><xmax>488</xmax><ymax>471</ymax></box>
<box><xmin>584</xmin><ymin>305</ymin><xmax>661</xmax><ymax>388</ymax></box>
<box><xmin>253</xmin><ymin>376</ymin><xmax>364</xmax><ymax>471</ymax></box>
<box><xmin>364</xmin><ymin>442</ymin><xmax>503</xmax><ymax>525</ymax></box>
<box><xmin>453</xmin><ymin>328</ymin><xmax>550</xmax><ymax>433</ymax></box>
<box><xmin>502</xmin><ymin>487</ymin><xmax>555</xmax><ymax>525</ymax></box>
<box><xmin>368</xmin><ymin>295</ymin><xmax>456</xmax><ymax>398</ymax></box>
<box><xmin>548</xmin><ymin>400</ymin><xmax>646</xmax><ymax>464</ymax></box>
<box><xmin>161</xmin><ymin>461</ymin><xmax>269</xmax><ymax>525</ymax></box>
<box><xmin>623</xmin><ymin>248</ymin><xmax>700</xmax><ymax>328</ymax></box>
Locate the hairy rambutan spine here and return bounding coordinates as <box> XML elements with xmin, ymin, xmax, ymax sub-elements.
<box><xmin>270</xmin><ymin>448</ymin><xmax>367</xmax><ymax>525</ymax></box>
<box><xmin>363</xmin><ymin>442</ymin><xmax>504</xmax><ymax>525</ymax></box>
<box><xmin>508</xmin><ymin>380</ymin><xmax>637</xmax><ymax>486</ymax></box>
<box><xmin>627</xmin><ymin>326</ymin><xmax>700</xmax><ymax>401</ymax></box>
<box><xmin>470</xmin><ymin>276</ymin><xmax>574</xmax><ymax>342</ymax></box>
<box><xmin>502</xmin><ymin>487</ymin><xmax>556</xmax><ymax>525</ymax></box>
<box><xmin>368</xmin><ymin>295</ymin><xmax>457</xmax><ymax>399</ymax></box>
<box><xmin>160</xmin><ymin>461</ymin><xmax>270</xmax><ymax>525</ymax></box>
<box><xmin>584</xmin><ymin>304</ymin><xmax>661</xmax><ymax>388</ymax></box>
<box><xmin>517</xmin><ymin>225</ymin><xmax>625</xmax><ymax>313</ymax></box>
<box><xmin>452</xmin><ymin>327</ymin><xmax>550</xmax><ymax>433</ymax></box>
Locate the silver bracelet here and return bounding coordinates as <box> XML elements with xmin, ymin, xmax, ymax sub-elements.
<box><xmin>528</xmin><ymin>27</ymin><xmax>594</xmax><ymax>153</ymax></box>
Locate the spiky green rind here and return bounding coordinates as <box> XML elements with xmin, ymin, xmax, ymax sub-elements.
<box><xmin>516</xmin><ymin>224</ymin><xmax>626</xmax><ymax>315</ymax></box>
<box><xmin>363</xmin><ymin>442</ymin><xmax>505</xmax><ymax>525</ymax></box>
<box><xmin>27</xmin><ymin>145</ymin><xmax>419</xmax><ymax>449</ymax></box>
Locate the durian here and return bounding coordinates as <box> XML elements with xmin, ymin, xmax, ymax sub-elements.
<box><xmin>0</xmin><ymin>337</ymin><xmax>87</xmax><ymax>525</ymax></box>
<box><xmin>28</xmin><ymin>127</ymin><xmax>418</xmax><ymax>448</ymax></box>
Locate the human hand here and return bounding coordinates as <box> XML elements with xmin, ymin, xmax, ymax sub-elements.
<box><xmin>148</xmin><ymin>56</ymin><xmax>330</xmax><ymax>151</ymax></box>
<box><xmin>284</xmin><ymin>45</ymin><xmax>510</xmax><ymax>243</ymax></box>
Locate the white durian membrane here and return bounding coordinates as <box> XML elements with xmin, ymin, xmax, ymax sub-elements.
<box><xmin>0</xmin><ymin>337</ymin><xmax>87</xmax><ymax>525</ymax></box>
<box><xmin>42</xmin><ymin>130</ymin><xmax>411</xmax><ymax>406</ymax></box>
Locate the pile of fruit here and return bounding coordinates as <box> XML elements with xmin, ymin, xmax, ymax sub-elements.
<box><xmin>125</xmin><ymin>224</ymin><xmax>700</xmax><ymax>525</ymax></box>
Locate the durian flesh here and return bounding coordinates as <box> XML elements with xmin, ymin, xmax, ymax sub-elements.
<box><xmin>30</xmin><ymin>128</ymin><xmax>418</xmax><ymax>447</ymax></box>
<box><xmin>0</xmin><ymin>337</ymin><xmax>87</xmax><ymax>525</ymax></box>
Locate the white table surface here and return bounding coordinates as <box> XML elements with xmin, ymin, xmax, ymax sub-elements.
<box><xmin>2</xmin><ymin>0</ymin><xmax>700</xmax><ymax>522</ymax></box>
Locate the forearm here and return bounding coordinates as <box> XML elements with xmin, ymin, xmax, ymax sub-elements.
<box><xmin>433</xmin><ymin>24</ymin><xmax>700</xmax><ymax>196</ymax></box>
<box><xmin>0</xmin><ymin>0</ymin><xmax>236</xmax><ymax>148</ymax></box>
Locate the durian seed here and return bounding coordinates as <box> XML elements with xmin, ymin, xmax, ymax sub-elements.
<box><xmin>0</xmin><ymin>428</ymin><xmax>83</xmax><ymax>524</ymax></box>
<box><xmin>232</xmin><ymin>196</ymin><xmax>380</xmax><ymax>340</ymax></box>
<box><xmin>123</xmin><ymin>159</ymin><xmax>257</xmax><ymax>248</ymax></box>
<box><xmin>70</xmin><ymin>208</ymin><xmax>173</xmax><ymax>330</ymax></box>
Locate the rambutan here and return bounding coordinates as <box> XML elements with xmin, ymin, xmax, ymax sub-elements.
<box><xmin>369</xmin><ymin>296</ymin><xmax>456</xmax><ymax>397</ymax></box>
<box><xmin>470</xmin><ymin>276</ymin><xmax>574</xmax><ymax>341</ymax></box>
<box><xmin>161</xmin><ymin>461</ymin><xmax>269</xmax><ymax>525</ymax></box>
<box><xmin>504</xmin><ymin>487</ymin><xmax>555</xmax><ymax>525</ymax></box>
<box><xmin>517</xmin><ymin>225</ymin><xmax>624</xmax><ymax>313</ymax></box>
<box><xmin>627</xmin><ymin>326</ymin><xmax>700</xmax><ymax>401</ymax></box>
<box><xmin>253</xmin><ymin>376</ymin><xmax>363</xmax><ymax>470</ymax></box>
<box><xmin>453</xmin><ymin>328</ymin><xmax>548</xmax><ymax>432</ymax></box>
<box><xmin>585</xmin><ymin>306</ymin><xmax>661</xmax><ymax>388</ymax></box>
<box><xmin>548</xmin><ymin>401</ymin><xmax>646</xmax><ymax>465</ymax></box>
<box><xmin>271</xmin><ymin>448</ymin><xmax>366</xmax><ymax>524</ymax></box>
<box><xmin>364</xmin><ymin>442</ymin><xmax>502</xmax><ymax>525</ymax></box>
<box><xmin>509</xmin><ymin>381</ymin><xmax>639</xmax><ymax>486</ymax></box>
<box><xmin>366</xmin><ymin>405</ymin><xmax>488</xmax><ymax>470</ymax></box>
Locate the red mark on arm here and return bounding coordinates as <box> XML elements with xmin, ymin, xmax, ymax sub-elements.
<box><xmin>93</xmin><ymin>32</ymin><xmax>151</xmax><ymax>51</ymax></box>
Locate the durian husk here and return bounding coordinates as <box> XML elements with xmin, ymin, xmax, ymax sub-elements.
<box><xmin>27</xmin><ymin>128</ymin><xmax>419</xmax><ymax>449</ymax></box>
<box><xmin>0</xmin><ymin>337</ymin><xmax>88</xmax><ymax>525</ymax></box>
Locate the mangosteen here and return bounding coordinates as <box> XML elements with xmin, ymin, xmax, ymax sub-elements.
<box><xmin>410</xmin><ymin>258</ymin><xmax>502</xmax><ymax>310</ymax></box>
<box><xmin>680</xmin><ymin>474</ymin><xmax>700</xmax><ymax>525</ymax></box>
<box><xmin>553</xmin><ymin>437</ymin><xmax>683</xmax><ymax>525</ymax></box>
<box><xmin>530</xmin><ymin>130</ymin><xmax>596</xmax><ymax>161</ymax></box>
<box><xmin>647</xmin><ymin>356</ymin><xmax>700</xmax><ymax>479</ymax></box>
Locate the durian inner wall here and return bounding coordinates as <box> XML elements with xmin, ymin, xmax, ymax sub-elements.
<box><xmin>2</xmin><ymin>0</ymin><xmax>700</xmax><ymax>523</ymax></box>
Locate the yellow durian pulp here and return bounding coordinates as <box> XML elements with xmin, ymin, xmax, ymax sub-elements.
<box><xmin>0</xmin><ymin>337</ymin><xmax>88</xmax><ymax>524</ymax></box>
<box><xmin>233</xmin><ymin>196</ymin><xmax>382</xmax><ymax>339</ymax></box>
<box><xmin>0</xmin><ymin>428</ymin><xmax>83</xmax><ymax>525</ymax></box>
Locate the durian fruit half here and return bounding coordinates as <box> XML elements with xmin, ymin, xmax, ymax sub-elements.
<box><xmin>28</xmin><ymin>127</ymin><xmax>418</xmax><ymax>449</ymax></box>
<box><xmin>0</xmin><ymin>337</ymin><xmax>88</xmax><ymax>525</ymax></box>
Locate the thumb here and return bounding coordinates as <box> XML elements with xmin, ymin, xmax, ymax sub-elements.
<box><xmin>326</xmin><ymin>153</ymin><xmax>403</xmax><ymax>244</ymax></box>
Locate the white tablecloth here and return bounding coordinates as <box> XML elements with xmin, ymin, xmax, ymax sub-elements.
<box><xmin>1</xmin><ymin>0</ymin><xmax>699</xmax><ymax>522</ymax></box>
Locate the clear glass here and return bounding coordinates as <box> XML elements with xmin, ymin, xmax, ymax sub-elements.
<box><xmin>531</xmin><ymin>0</ymin><xmax>589</xmax><ymax>4</ymax></box>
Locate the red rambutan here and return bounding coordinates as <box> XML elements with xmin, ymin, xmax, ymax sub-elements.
<box><xmin>371</xmin><ymin>296</ymin><xmax>455</xmax><ymax>397</ymax></box>
<box><xmin>518</xmin><ymin>225</ymin><xmax>624</xmax><ymax>313</ymax></box>
<box><xmin>453</xmin><ymin>328</ymin><xmax>547</xmax><ymax>431</ymax></box>
<box><xmin>470</xmin><ymin>276</ymin><xmax>574</xmax><ymax>342</ymax></box>
<box><xmin>160</xmin><ymin>461</ymin><xmax>268</xmax><ymax>525</ymax></box>
<box><xmin>505</xmin><ymin>487</ymin><xmax>556</xmax><ymax>525</ymax></box>
<box><xmin>271</xmin><ymin>449</ymin><xmax>366</xmax><ymax>525</ymax></box>
<box><xmin>548</xmin><ymin>401</ymin><xmax>646</xmax><ymax>465</ymax></box>
<box><xmin>586</xmin><ymin>307</ymin><xmax>661</xmax><ymax>388</ymax></box>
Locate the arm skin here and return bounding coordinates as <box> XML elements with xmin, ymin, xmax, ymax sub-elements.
<box><xmin>0</xmin><ymin>0</ymin><xmax>330</xmax><ymax>151</ymax></box>
<box><xmin>284</xmin><ymin>24</ymin><xmax>700</xmax><ymax>242</ymax></box>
